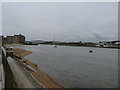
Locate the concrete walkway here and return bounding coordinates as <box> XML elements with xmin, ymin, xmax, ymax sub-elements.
<box><xmin>7</xmin><ymin>56</ymin><xmax>44</xmax><ymax>89</ymax></box>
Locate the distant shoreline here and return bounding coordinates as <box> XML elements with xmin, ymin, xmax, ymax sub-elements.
<box><xmin>25</xmin><ymin>43</ymin><xmax>120</xmax><ymax>49</ymax></box>
<box><xmin>5</xmin><ymin>43</ymin><xmax>120</xmax><ymax>49</ymax></box>
<box><xmin>12</xmin><ymin>48</ymin><xmax>63</xmax><ymax>88</ymax></box>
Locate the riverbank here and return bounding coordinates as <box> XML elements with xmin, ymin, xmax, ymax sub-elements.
<box><xmin>12</xmin><ymin>48</ymin><xmax>63</xmax><ymax>88</ymax></box>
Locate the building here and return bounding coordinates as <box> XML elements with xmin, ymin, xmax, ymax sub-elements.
<box><xmin>12</xmin><ymin>34</ymin><xmax>25</xmax><ymax>44</ymax></box>
<box><xmin>0</xmin><ymin>36</ymin><xmax>3</xmax><ymax>44</ymax></box>
<box><xmin>6</xmin><ymin>36</ymin><xmax>14</xmax><ymax>43</ymax></box>
<box><xmin>0</xmin><ymin>35</ymin><xmax>6</xmax><ymax>45</ymax></box>
<box><xmin>1</xmin><ymin>34</ymin><xmax>25</xmax><ymax>44</ymax></box>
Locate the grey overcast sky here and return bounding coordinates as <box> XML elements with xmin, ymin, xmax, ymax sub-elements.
<box><xmin>0</xmin><ymin>3</ymin><xmax>2</xmax><ymax>35</ymax></box>
<box><xmin>2</xmin><ymin>2</ymin><xmax>118</xmax><ymax>42</ymax></box>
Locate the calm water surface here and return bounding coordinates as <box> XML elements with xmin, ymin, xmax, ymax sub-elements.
<box><xmin>13</xmin><ymin>45</ymin><xmax>118</xmax><ymax>88</ymax></box>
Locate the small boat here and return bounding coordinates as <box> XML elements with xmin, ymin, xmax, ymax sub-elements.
<box><xmin>89</xmin><ymin>50</ymin><xmax>93</xmax><ymax>53</ymax></box>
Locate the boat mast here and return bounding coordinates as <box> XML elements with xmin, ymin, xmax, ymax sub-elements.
<box><xmin>53</xmin><ymin>32</ymin><xmax>55</xmax><ymax>45</ymax></box>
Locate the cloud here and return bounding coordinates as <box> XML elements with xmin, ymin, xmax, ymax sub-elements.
<box><xmin>91</xmin><ymin>30</ymin><xmax>117</xmax><ymax>41</ymax></box>
<box><xmin>2</xmin><ymin>2</ymin><xmax>118</xmax><ymax>41</ymax></box>
<box><xmin>0</xmin><ymin>3</ymin><xmax>2</xmax><ymax>35</ymax></box>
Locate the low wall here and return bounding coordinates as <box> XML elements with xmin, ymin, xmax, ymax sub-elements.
<box><xmin>7</xmin><ymin>57</ymin><xmax>35</xmax><ymax>88</ymax></box>
<box><xmin>2</xmin><ymin>51</ymin><xmax>17</xmax><ymax>88</ymax></box>
<box><xmin>2</xmin><ymin>46</ymin><xmax>35</xmax><ymax>88</ymax></box>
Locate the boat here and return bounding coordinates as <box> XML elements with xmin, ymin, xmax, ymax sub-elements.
<box><xmin>89</xmin><ymin>50</ymin><xmax>93</xmax><ymax>53</ymax></box>
<box><xmin>54</xmin><ymin>44</ymin><xmax>57</xmax><ymax>48</ymax></box>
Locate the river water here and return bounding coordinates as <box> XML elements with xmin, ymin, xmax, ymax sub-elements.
<box><xmin>13</xmin><ymin>45</ymin><xmax>118</xmax><ymax>88</ymax></box>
